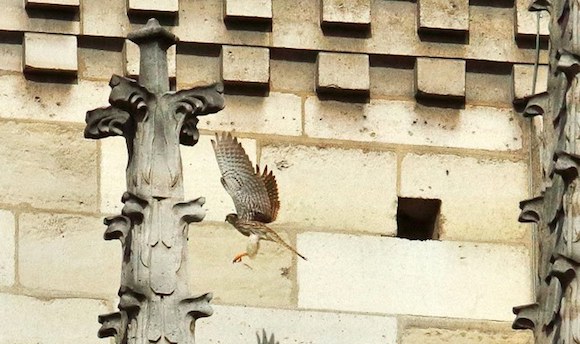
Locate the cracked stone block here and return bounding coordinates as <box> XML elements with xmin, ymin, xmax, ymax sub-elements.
<box><xmin>25</xmin><ymin>0</ymin><xmax>79</xmax><ymax>10</ymax></box>
<box><xmin>127</xmin><ymin>0</ymin><xmax>178</xmax><ymax>14</ymax></box>
<box><xmin>24</xmin><ymin>32</ymin><xmax>77</xmax><ymax>75</ymax></box>
<box><xmin>418</xmin><ymin>0</ymin><xmax>468</xmax><ymax>34</ymax></box>
<box><xmin>221</xmin><ymin>45</ymin><xmax>270</xmax><ymax>87</ymax></box>
<box><xmin>415</xmin><ymin>57</ymin><xmax>465</xmax><ymax>101</ymax></box>
<box><xmin>321</xmin><ymin>0</ymin><xmax>371</xmax><ymax>29</ymax></box>
<box><xmin>124</xmin><ymin>39</ymin><xmax>176</xmax><ymax>80</ymax></box>
<box><xmin>316</xmin><ymin>52</ymin><xmax>369</xmax><ymax>95</ymax></box>
<box><xmin>224</xmin><ymin>0</ymin><xmax>272</xmax><ymax>22</ymax></box>
<box><xmin>515</xmin><ymin>0</ymin><xmax>549</xmax><ymax>39</ymax></box>
<box><xmin>512</xmin><ymin>64</ymin><xmax>549</xmax><ymax>101</ymax></box>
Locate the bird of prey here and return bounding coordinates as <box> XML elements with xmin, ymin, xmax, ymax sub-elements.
<box><xmin>211</xmin><ymin>132</ymin><xmax>307</xmax><ymax>263</ymax></box>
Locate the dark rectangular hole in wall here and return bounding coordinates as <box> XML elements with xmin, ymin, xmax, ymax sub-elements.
<box><xmin>396</xmin><ymin>197</ymin><xmax>441</xmax><ymax>240</ymax></box>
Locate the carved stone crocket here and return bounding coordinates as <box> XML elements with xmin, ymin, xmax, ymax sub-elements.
<box><xmin>211</xmin><ymin>132</ymin><xmax>307</xmax><ymax>263</ymax></box>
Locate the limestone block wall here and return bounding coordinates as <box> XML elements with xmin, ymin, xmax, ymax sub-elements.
<box><xmin>0</xmin><ymin>0</ymin><xmax>546</xmax><ymax>343</ymax></box>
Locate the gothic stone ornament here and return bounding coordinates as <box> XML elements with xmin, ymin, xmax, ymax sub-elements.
<box><xmin>513</xmin><ymin>1</ymin><xmax>580</xmax><ymax>342</ymax></box>
<box><xmin>84</xmin><ymin>18</ymin><xmax>224</xmax><ymax>344</ymax></box>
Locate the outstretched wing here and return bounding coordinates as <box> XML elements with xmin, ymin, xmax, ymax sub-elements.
<box><xmin>211</xmin><ymin>132</ymin><xmax>279</xmax><ymax>223</ymax></box>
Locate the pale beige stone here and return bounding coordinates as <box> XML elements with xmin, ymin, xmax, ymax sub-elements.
<box><xmin>297</xmin><ymin>232</ymin><xmax>532</xmax><ymax>321</ymax></box>
<box><xmin>25</xmin><ymin>0</ymin><xmax>79</xmax><ymax>9</ymax></box>
<box><xmin>24</xmin><ymin>33</ymin><xmax>77</xmax><ymax>74</ymax></box>
<box><xmin>0</xmin><ymin>121</ymin><xmax>97</xmax><ymax>212</ymax></box>
<box><xmin>19</xmin><ymin>213</ymin><xmax>120</xmax><ymax>297</ymax></box>
<box><xmin>400</xmin><ymin>153</ymin><xmax>529</xmax><ymax>243</ymax></box>
<box><xmin>188</xmin><ymin>223</ymin><xmax>292</xmax><ymax>307</ymax></box>
<box><xmin>175</xmin><ymin>0</ymin><xmax>270</xmax><ymax>46</ymax></box>
<box><xmin>418</xmin><ymin>0</ymin><xmax>469</xmax><ymax>33</ymax></box>
<box><xmin>199</xmin><ymin>92</ymin><xmax>302</xmax><ymax>136</ymax></box>
<box><xmin>270</xmin><ymin>57</ymin><xmax>316</xmax><ymax>93</ymax></box>
<box><xmin>317</xmin><ymin>52</ymin><xmax>369</xmax><ymax>93</ymax></box>
<box><xmin>260</xmin><ymin>145</ymin><xmax>398</xmax><ymax>235</ymax></box>
<box><xmin>415</xmin><ymin>57</ymin><xmax>465</xmax><ymax>99</ymax></box>
<box><xmin>221</xmin><ymin>45</ymin><xmax>270</xmax><ymax>86</ymax></box>
<box><xmin>0</xmin><ymin>74</ymin><xmax>110</xmax><ymax>123</ymax></box>
<box><xmin>0</xmin><ymin>41</ymin><xmax>22</xmax><ymax>73</ymax></box>
<box><xmin>402</xmin><ymin>326</ymin><xmax>533</xmax><ymax>344</ymax></box>
<box><xmin>225</xmin><ymin>0</ymin><xmax>272</xmax><ymax>21</ymax></box>
<box><xmin>198</xmin><ymin>305</ymin><xmax>398</xmax><ymax>344</ymax></box>
<box><xmin>176</xmin><ymin>48</ymin><xmax>221</xmax><ymax>88</ymax></box>
<box><xmin>321</xmin><ymin>0</ymin><xmax>371</xmax><ymax>27</ymax></box>
<box><xmin>99</xmin><ymin>137</ymin><xmax>127</xmax><ymax>214</ymax></box>
<box><xmin>515</xmin><ymin>0</ymin><xmax>549</xmax><ymax>38</ymax></box>
<box><xmin>0</xmin><ymin>210</ymin><xmax>15</xmax><ymax>287</ymax></box>
<box><xmin>370</xmin><ymin>62</ymin><xmax>415</xmax><ymax>99</ymax></box>
<box><xmin>78</xmin><ymin>44</ymin><xmax>124</xmax><ymax>81</ymax></box>
<box><xmin>128</xmin><ymin>0</ymin><xmax>178</xmax><ymax>13</ymax></box>
<box><xmin>0</xmin><ymin>0</ymin><xmax>80</xmax><ymax>34</ymax></box>
<box><xmin>512</xmin><ymin>64</ymin><xmax>549</xmax><ymax>101</ymax></box>
<box><xmin>466</xmin><ymin>68</ymin><xmax>512</xmax><ymax>106</ymax></box>
<box><xmin>82</xmin><ymin>0</ymin><xmax>132</xmax><ymax>37</ymax></box>
<box><xmin>0</xmin><ymin>293</ymin><xmax>109</xmax><ymax>344</ymax></box>
<box><xmin>124</xmin><ymin>40</ymin><xmax>176</xmax><ymax>79</ymax></box>
<box><xmin>304</xmin><ymin>98</ymin><xmax>523</xmax><ymax>151</ymax></box>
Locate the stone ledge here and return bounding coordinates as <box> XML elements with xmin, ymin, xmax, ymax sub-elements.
<box><xmin>415</xmin><ymin>57</ymin><xmax>465</xmax><ymax>101</ymax></box>
<box><xmin>23</xmin><ymin>32</ymin><xmax>77</xmax><ymax>75</ymax></box>
<box><xmin>316</xmin><ymin>52</ymin><xmax>369</xmax><ymax>96</ymax></box>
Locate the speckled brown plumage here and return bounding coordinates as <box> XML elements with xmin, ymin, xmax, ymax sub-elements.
<box><xmin>212</xmin><ymin>132</ymin><xmax>306</xmax><ymax>262</ymax></box>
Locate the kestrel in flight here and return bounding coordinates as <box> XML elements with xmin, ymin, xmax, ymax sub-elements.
<box><xmin>211</xmin><ymin>132</ymin><xmax>307</xmax><ymax>263</ymax></box>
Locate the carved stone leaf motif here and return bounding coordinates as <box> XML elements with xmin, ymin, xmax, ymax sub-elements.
<box><xmin>85</xmin><ymin>19</ymin><xmax>224</xmax><ymax>344</ymax></box>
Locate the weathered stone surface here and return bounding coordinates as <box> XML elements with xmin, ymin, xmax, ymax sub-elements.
<box><xmin>78</xmin><ymin>44</ymin><xmax>124</xmax><ymax>81</ymax></box>
<box><xmin>0</xmin><ymin>74</ymin><xmax>110</xmax><ymax>123</ymax></box>
<box><xmin>0</xmin><ymin>210</ymin><xmax>15</xmax><ymax>287</ymax></box>
<box><xmin>199</xmin><ymin>92</ymin><xmax>302</xmax><ymax>135</ymax></box>
<box><xmin>401</xmin><ymin>326</ymin><xmax>533</xmax><ymax>344</ymax></box>
<box><xmin>188</xmin><ymin>223</ymin><xmax>293</xmax><ymax>307</ymax></box>
<box><xmin>418</xmin><ymin>0</ymin><xmax>468</xmax><ymax>33</ymax></box>
<box><xmin>0</xmin><ymin>41</ymin><xmax>22</xmax><ymax>73</ymax></box>
<box><xmin>124</xmin><ymin>40</ymin><xmax>176</xmax><ymax>79</ymax></box>
<box><xmin>221</xmin><ymin>45</ymin><xmax>270</xmax><ymax>86</ymax></box>
<box><xmin>197</xmin><ymin>305</ymin><xmax>398</xmax><ymax>344</ymax></box>
<box><xmin>515</xmin><ymin>0</ymin><xmax>549</xmax><ymax>39</ymax></box>
<box><xmin>0</xmin><ymin>121</ymin><xmax>97</xmax><ymax>212</ymax></box>
<box><xmin>400</xmin><ymin>153</ymin><xmax>529</xmax><ymax>243</ymax></box>
<box><xmin>81</xmin><ymin>0</ymin><xmax>131</xmax><ymax>37</ymax></box>
<box><xmin>512</xmin><ymin>64</ymin><xmax>549</xmax><ymax>101</ymax></box>
<box><xmin>18</xmin><ymin>213</ymin><xmax>120</xmax><ymax>297</ymax></box>
<box><xmin>260</xmin><ymin>145</ymin><xmax>397</xmax><ymax>235</ymax></box>
<box><xmin>24</xmin><ymin>33</ymin><xmax>77</xmax><ymax>74</ymax></box>
<box><xmin>297</xmin><ymin>232</ymin><xmax>532</xmax><ymax>321</ymax></box>
<box><xmin>0</xmin><ymin>0</ymin><xmax>80</xmax><ymax>34</ymax></box>
<box><xmin>370</xmin><ymin>62</ymin><xmax>414</xmax><ymax>99</ymax></box>
<box><xmin>304</xmin><ymin>98</ymin><xmax>523</xmax><ymax>151</ymax></box>
<box><xmin>176</xmin><ymin>48</ymin><xmax>221</xmax><ymax>88</ymax></box>
<box><xmin>270</xmin><ymin>57</ymin><xmax>316</xmax><ymax>93</ymax></box>
<box><xmin>25</xmin><ymin>0</ymin><xmax>79</xmax><ymax>10</ymax></box>
<box><xmin>99</xmin><ymin>135</ymin><xmax>257</xmax><ymax>221</ymax></box>
<box><xmin>317</xmin><ymin>52</ymin><xmax>369</xmax><ymax>94</ymax></box>
<box><xmin>321</xmin><ymin>0</ymin><xmax>371</xmax><ymax>28</ymax></box>
<box><xmin>415</xmin><ymin>57</ymin><xmax>465</xmax><ymax>100</ymax></box>
<box><xmin>225</xmin><ymin>0</ymin><xmax>272</xmax><ymax>21</ymax></box>
<box><xmin>272</xmin><ymin>0</ymin><xmax>544</xmax><ymax>64</ymax></box>
<box><xmin>175</xmin><ymin>0</ymin><xmax>270</xmax><ymax>46</ymax></box>
<box><xmin>466</xmin><ymin>68</ymin><xmax>512</xmax><ymax>106</ymax></box>
<box><xmin>0</xmin><ymin>293</ymin><xmax>109</xmax><ymax>344</ymax></box>
<box><xmin>127</xmin><ymin>0</ymin><xmax>178</xmax><ymax>13</ymax></box>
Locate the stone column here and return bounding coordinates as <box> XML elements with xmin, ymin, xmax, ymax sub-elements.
<box><xmin>84</xmin><ymin>19</ymin><xmax>225</xmax><ymax>344</ymax></box>
<box><xmin>513</xmin><ymin>1</ymin><xmax>580</xmax><ymax>342</ymax></box>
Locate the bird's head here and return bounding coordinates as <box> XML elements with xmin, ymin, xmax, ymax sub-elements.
<box><xmin>225</xmin><ymin>213</ymin><xmax>238</xmax><ymax>225</ymax></box>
